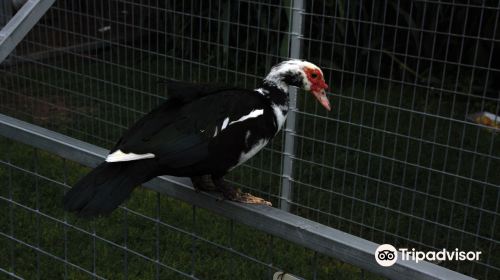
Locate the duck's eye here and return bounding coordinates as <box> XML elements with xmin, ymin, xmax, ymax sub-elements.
<box><xmin>311</xmin><ymin>73</ymin><xmax>318</xmax><ymax>79</ymax></box>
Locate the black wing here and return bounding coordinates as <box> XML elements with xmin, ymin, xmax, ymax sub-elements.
<box><xmin>158</xmin><ymin>78</ymin><xmax>240</xmax><ymax>103</ymax></box>
<box><xmin>113</xmin><ymin>79</ymin><xmax>237</xmax><ymax>149</ymax></box>
<box><xmin>112</xmin><ymin>83</ymin><xmax>267</xmax><ymax>168</ymax></box>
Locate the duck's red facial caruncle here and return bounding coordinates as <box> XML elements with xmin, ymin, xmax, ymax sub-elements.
<box><xmin>303</xmin><ymin>67</ymin><xmax>331</xmax><ymax>111</ymax></box>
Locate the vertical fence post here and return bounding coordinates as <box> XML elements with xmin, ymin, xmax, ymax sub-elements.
<box><xmin>0</xmin><ymin>0</ymin><xmax>12</xmax><ymax>63</ymax></box>
<box><xmin>280</xmin><ymin>0</ymin><xmax>304</xmax><ymax>212</ymax></box>
<box><xmin>0</xmin><ymin>0</ymin><xmax>56</xmax><ymax>64</ymax></box>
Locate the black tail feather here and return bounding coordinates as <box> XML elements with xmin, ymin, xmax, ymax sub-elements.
<box><xmin>63</xmin><ymin>160</ymin><xmax>157</xmax><ymax>217</ymax></box>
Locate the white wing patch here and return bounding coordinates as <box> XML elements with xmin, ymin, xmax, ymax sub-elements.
<box><xmin>218</xmin><ymin>109</ymin><xmax>264</xmax><ymax>133</ymax></box>
<box><xmin>229</xmin><ymin>109</ymin><xmax>264</xmax><ymax>126</ymax></box>
<box><xmin>221</xmin><ymin>118</ymin><xmax>230</xmax><ymax>130</ymax></box>
<box><xmin>255</xmin><ymin>88</ymin><xmax>269</xmax><ymax>95</ymax></box>
<box><xmin>106</xmin><ymin>149</ymin><xmax>155</xmax><ymax>162</ymax></box>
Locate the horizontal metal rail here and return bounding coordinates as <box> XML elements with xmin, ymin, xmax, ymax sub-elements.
<box><xmin>0</xmin><ymin>113</ymin><xmax>474</xmax><ymax>280</ymax></box>
<box><xmin>0</xmin><ymin>0</ymin><xmax>56</xmax><ymax>64</ymax></box>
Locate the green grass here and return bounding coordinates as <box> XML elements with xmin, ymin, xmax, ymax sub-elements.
<box><xmin>0</xmin><ymin>47</ymin><xmax>498</xmax><ymax>279</ymax></box>
<box><xmin>0</xmin><ymin>138</ymin><xmax>379</xmax><ymax>280</ymax></box>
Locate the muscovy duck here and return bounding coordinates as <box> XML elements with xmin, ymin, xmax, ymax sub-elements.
<box><xmin>63</xmin><ymin>59</ymin><xmax>330</xmax><ymax>217</ymax></box>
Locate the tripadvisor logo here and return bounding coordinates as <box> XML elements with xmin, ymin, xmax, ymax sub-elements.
<box><xmin>374</xmin><ymin>244</ymin><xmax>482</xmax><ymax>267</ymax></box>
<box><xmin>375</xmin><ymin>244</ymin><xmax>398</xmax><ymax>267</ymax></box>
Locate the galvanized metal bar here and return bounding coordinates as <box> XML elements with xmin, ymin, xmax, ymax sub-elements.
<box><xmin>280</xmin><ymin>0</ymin><xmax>304</xmax><ymax>212</ymax></box>
<box><xmin>0</xmin><ymin>0</ymin><xmax>13</xmax><ymax>64</ymax></box>
<box><xmin>0</xmin><ymin>113</ymin><xmax>474</xmax><ymax>280</ymax></box>
<box><xmin>0</xmin><ymin>267</ymin><xmax>23</xmax><ymax>280</ymax></box>
<box><xmin>0</xmin><ymin>0</ymin><xmax>56</xmax><ymax>64</ymax></box>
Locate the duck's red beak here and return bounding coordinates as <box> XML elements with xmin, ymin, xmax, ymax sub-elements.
<box><xmin>311</xmin><ymin>82</ymin><xmax>330</xmax><ymax>111</ymax></box>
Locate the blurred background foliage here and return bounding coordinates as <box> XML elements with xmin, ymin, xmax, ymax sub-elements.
<box><xmin>1</xmin><ymin>0</ymin><xmax>499</xmax><ymax>279</ymax></box>
<box><xmin>29</xmin><ymin>0</ymin><xmax>500</xmax><ymax>101</ymax></box>
<box><xmin>307</xmin><ymin>0</ymin><xmax>500</xmax><ymax>100</ymax></box>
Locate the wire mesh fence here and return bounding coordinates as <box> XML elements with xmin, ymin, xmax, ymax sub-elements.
<box><xmin>0</xmin><ymin>0</ymin><xmax>499</xmax><ymax>279</ymax></box>
<box><xmin>1</xmin><ymin>135</ymin><xmax>364</xmax><ymax>279</ymax></box>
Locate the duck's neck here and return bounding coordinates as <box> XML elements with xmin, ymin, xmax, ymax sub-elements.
<box><xmin>254</xmin><ymin>81</ymin><xmax>289</xmax><ymax>133</ymax></box>
<box><xmin>256</xmin><ymin>81</ymin><xmax>289</xmax><ymax>110</ymax></box>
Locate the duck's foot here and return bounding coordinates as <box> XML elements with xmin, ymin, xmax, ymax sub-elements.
<box><xmin>212</xmin><ymin>177</ymin><xmax>272</xmax><ymax>206</ymax></box>
<box><xmin>191</xmin><ymin>175</ymin><xmax>218</xmax><ymax>192</ymax></box>
<box><xmin>232</xmin><ymin>191</ymin><xmax>272</xmax><ymax>206</ymax></box>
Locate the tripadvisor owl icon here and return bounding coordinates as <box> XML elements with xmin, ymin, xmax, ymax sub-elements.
<box><xmin>375</xmin><ymin>244</ymin><xmax>398</xmax><ymax>267</ymax></box>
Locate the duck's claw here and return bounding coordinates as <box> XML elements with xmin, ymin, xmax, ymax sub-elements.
<box><xmin>233</xmin><ymin>191</ymin><xmax>272</xmax><ymax>206</ymax></box>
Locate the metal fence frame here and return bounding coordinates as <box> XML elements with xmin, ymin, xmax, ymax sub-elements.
<box><xmin>0</xmin><ymin>0</ymin><xmax>55</xmax><ymax>63</ymax></box>
<box><xmin>0</xmin><ymin>113</ymin><xmax>473</xmax><ymax>280</ymax></box>
<box><xmin>279</xmin><ymin>0</ymin><xmax>303</xmax><ymax>212</ymax></box>
<box><xmin>0</xmin><ymin>0</ymin><xmax>498</xmax><ymax>279</ymax></box>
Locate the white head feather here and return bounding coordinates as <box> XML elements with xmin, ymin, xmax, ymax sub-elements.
<box><xmin>263</xmin><ymin>59</ymin><xmax>323</xmax><ymax>92</ymax></box>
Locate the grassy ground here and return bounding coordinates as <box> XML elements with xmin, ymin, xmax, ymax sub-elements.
<box><xmin>0</xmin><ymin>45</ymin><xmax>498</xmax><ymax>279</ymax></box>
<box><xmin>0</xmin><ymin>138</ymin><xmax>379</xmax><ymax>280</ymax></box>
